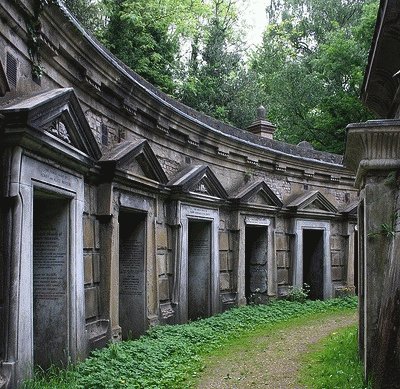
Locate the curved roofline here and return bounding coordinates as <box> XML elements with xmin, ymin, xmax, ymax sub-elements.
<box><xmin>54</xmin><ymin>1</ymin><xmax>343</xmax><ymax>167</ymax></box>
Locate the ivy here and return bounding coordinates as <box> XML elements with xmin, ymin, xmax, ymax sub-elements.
<box><xmin>25</xmin><ymin>0</ymin><xmax>52</xmax><ymax>80</ymax></box>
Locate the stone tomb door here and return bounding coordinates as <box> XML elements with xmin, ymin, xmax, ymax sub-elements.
<box><xmin>245</xmin><ymin>226</ymin><xmax>268</xmax><ymax>301</ymax></box>
<box><xmin>302</xmin><ymin>229</ymin><xmax>324</xmax><ymax>300</ymax></box>
<box><xmin>118</xmin><ymin>211</ymin><xmax>146</xmax><ymax>339</ymax></box>
<box><xmin>33</xmin><ymin>194</ymin><xmax>70</xmax><ymax>368</ymax></box>
<box><xmin>187</xmin><ymin>220</ymin><xmax>212</xmax><ymax>320</ymax></box>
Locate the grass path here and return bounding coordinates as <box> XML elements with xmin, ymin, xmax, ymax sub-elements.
<box><xmin>24</xmin><ymin>299</ymin><xmax>358</xmax><ymax>388</ymax></box>
<box><xmin>195</xmin><ymin>311</ymin><xmax>357</xmax><ymax>388</ymax></box>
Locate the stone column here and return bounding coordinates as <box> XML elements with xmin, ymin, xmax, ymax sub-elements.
<box><xmin>345</xmin><ymin>120</ymin><xmax>400</xmax><ymax>386</ymax></box>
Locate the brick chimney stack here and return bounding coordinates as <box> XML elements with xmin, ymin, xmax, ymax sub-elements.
<box><xmin>247</xmin><ymin>105</ymin><xmax>276</xmax><ymax>139</ymax></box>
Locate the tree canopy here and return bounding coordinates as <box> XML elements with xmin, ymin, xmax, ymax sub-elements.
<box><xmin>251</xmin><ymin>0</ymin><xmax>378</xmax><ymax>153</ymax></box>
<box><xmin>61</xmin><ymin>0</ymin><xmax>379</xmax><ymax>154</ymax></box>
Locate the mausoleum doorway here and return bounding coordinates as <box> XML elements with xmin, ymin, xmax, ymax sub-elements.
<box><xmin>187</xmin><ymin>220</ymin><xmax>212</xmax><ymax>320</ymax></box>
<box><xmin>245</xmin><ymin>226</ymin><xmax>268</xmax><ymax>302</ymax></box>
<box><xmin>292</xmin><ymin>220</ymin><xmax>332</xmax><ymax>299</ymax></box>
<box><xmin>302</xmin><ymin>229</ymin><xmax>324</xmax><ymax>300</ymax></box>
<box><xmin>171</xmin><ymin>204</ymin><xmax>220</xmax><ymax>323</ymax></box>
<box><xmin>118</xmin><ymin>211</ymin><xmax>147</xmax><ymax>339</ymax></box>
<box><xmin>33</xmin><ymin>192</ymin><xmax>70</xmax><ymax>368</ymax></box>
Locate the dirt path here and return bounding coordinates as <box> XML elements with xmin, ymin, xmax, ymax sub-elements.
<box><xmin>197</xmin><ymin>312</ymin><xmax>357</xmax><ymax>389</ymax></box>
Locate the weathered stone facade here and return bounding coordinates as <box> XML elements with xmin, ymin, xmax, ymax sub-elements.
<box><xmin>345</xmin><ymin>1</ymin><xmax>400</xmax><ymax>386</ymax></box>
<box><xmin>0</xmin><ymin>1</ymin><xmax>357</xmax><ymax>387</ymax></box>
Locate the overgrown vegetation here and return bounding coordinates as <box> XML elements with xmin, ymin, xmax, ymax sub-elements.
<box><xmin>298</xmin><ymin>324</ymin><xmax>371</xmax><ymax>388</ymax></box>
<box><xmin>24</xmin><ymin>297</ymin><xmax>357</xmax><ymax>389</ymax></box>
<box><xmin>287</xmin><ymin>282</ymin><xmax>310</xmax><ymax>302</ymax></box>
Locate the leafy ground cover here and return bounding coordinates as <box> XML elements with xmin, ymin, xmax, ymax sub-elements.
<box><xmin>298</xmin><ymin>323</ymin><xmax>372</xmax><ymax>389</ymax></box>
<box><xmin>24</xmin><ymin>297</ymin><xmax>357</xmax><ymax>389</ymax></box>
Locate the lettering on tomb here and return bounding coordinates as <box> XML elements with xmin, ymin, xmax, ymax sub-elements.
<box><xmin>118</xmin><ymin>213</ymin><xmax>146</xmax><ymax>339</ymax></box>
<box><xmin>33</xmin><ymin>197</ymin><xmax>69</xmax><ymax>368</ymax></box>
<box><xmin>119</xmin><ymin>239</ymin><xmax>144</xmax><ymax>296</ymax></box>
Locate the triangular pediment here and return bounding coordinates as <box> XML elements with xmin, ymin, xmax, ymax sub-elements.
<box><xmin>99</xmin><ymin>139</ymin><xmax>168</xmax><ymax>183</ymax></box>
<box><xmin>168</xmin><ymin>165</ymin><xmax>228</xmax><ymax>199</ymax></box>
<box><xmin>286</xmin><ymin>191</ymin><xmax>337</xmax><ymax>213</ymax></box>
<box><xmin>341</xmin><ymin>201</ymin><xmax>358</xmax><ymax>215</ymax></box>
<box><xmin>304</xmin><ymin>199</ymin><xmax>329</xmax><ymax>211</ymax></box>
<box><xmin>1</xmin><ymin>88</ymin><xmax>101</xmax><ymax>160</ymax></box>
<box><xmin>232</xmin><ymin>181</ymin><xmax>283</xmax><ymax>207</ymax></box>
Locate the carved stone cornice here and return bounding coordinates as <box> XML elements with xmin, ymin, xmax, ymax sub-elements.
<box><xmin>345</xmin><ymin>119</ymin><xmax>400</xmax><ymax>188</ymax></box>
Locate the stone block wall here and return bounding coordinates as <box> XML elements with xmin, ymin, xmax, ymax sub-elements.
<box><xmin>330</xmin><ymin>231</ymin><xmax>346</xmax><ymax>293</ymax></box>
<box><xmin>276</xmin><ymin>232</ymin><xmax>291</xmax><ymax>296</ymax></box>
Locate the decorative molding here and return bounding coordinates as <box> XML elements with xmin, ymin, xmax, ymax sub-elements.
<box><xmin>122</xmin><ymin>102</ymin><xmax>137</xmax><ymax>116</ymax></box>
<box><xmin>345</xmin><ymin>120</ymin><xmax>400</xmax><ymax>188</ymax></box>
<box><xmin>168</xmin><ymin>165</ymin><xmax>228</xmax><ymax>199</ymax></box>
<box><xmin>275</xmin><ymin>163</ymin><xmax>286</xmax><ymax>172</ymax></box>
<box><xmin>232</xmin><ymin>180</ymin><xmax>283</xmax><ymax>207</ymax></box>
<box><xmin>47</xmin><ymin>118</ymin><xmax>71</xmax><ymax>144</ymax></box>
<box><xmin>286</xmin><ymin>190</ymin><xmax>338</xmax><ymax>214</ymax></box>
<box><xmin>246</xmin><ymin>157</ymin><xmax>258</xmax><ymax>166</ymax></box>
<box><xmin>99</xmin><ymin>139</ymin><xmax>168</xmax><ymax>184</ymax></box>
<box><xmin>187</xmin><ymin>138</ymin><xmax>199</xmax><ymax>147</ymax></box>
<box><xmin>83</xmin><ymin>75</ymin><xmax>101</xmax><ymax>92</ymax></box>
<box><xmin>156</xmin><ymin>123</ymin><xmax>169</xmax><ymax>135</ymax></box>
<box><xmin>39</xmin><ymin>32</ymin><xmax>59</xmax><ymax>57</ymax></box>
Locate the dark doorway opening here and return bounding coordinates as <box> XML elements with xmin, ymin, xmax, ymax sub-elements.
<box><xmin>188</xmin><ymin>220</ymin><xmax>211</xmax><ymax>320</ymax></box>
<box><xmin>245</xmin><ymin>226</ymin><xmax>268</xmax><ymax>301</ymax></box>
<box><xmin>303</xmin><ymin>229</ymin><xmax>324</xmax><ymax>300</ymax></box>
<box><xmin>119</xmin><ymin>211</ymin><xmax>146</xmax><ymax>339</ymax></box>
<box><xmin>33</xmin><ymin>194</ymin><xmax>69</xmax><ymax>368</ymax></box>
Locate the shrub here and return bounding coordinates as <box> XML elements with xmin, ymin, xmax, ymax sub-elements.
<box><xmin>287</xmin><ymin>283</ymin><xmax>310</xmax><ymax>302</ymax></box>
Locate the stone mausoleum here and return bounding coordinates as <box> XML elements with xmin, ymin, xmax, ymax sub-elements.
<box><xmin>0</xmin><ymin>1</ymin><xmax>358</xmax><ymax>387</ymax></box>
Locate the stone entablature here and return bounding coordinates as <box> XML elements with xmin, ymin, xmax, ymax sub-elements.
<box><xmin>346</xmin><ymin>119</ymin><xmax>400</xmax><ymax>186</ymax></box>
<box><xmin>0</xmin><ymin>1</ymin><xmax>359</xmax><ymax>387</ymax></box>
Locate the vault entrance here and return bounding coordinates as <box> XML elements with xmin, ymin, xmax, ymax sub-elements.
<box><xmin>118</xmin><ymin>211</ymin><xmax>146</xmax><ymax>339</ymax></box>
<box><xmin>33</xmin><ymin>195</ymin><xmax>69</xmax><ymax>368</ymax></box>
<box><xmin>245</xmin><ymin>226</ymin><xmax>268</xmax><ymax>301</ymax></box>
<box><xmin>188</xmin><ymin>220</ymin><xmax>211</xmax><ymax>320</ymax></box>
<box><xmin>303</xmin><ymin>229</ymin><xmax>324</xmax><ymax>300</ymax></box>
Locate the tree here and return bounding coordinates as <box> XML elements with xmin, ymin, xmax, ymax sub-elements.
<box><xmin>177</xmin><ymin>0</ymin><xmax>262</xmax><ymax>128</ymax></box>
<box><xmin>252</xmin><ymin>0</ymin><xmax>378</xmax><ymax>153</ymax></box>
<box><xmin>100</xmin><ymin>0</ymin><xmax>209</xmax><ymax>94</ymax></box>
<box><xmin>61</xmin><ymin>0</ymin><xmax>105</xmax><ymax>33</ymax></box>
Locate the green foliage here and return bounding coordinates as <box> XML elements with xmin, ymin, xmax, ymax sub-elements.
<box><xmin>177</xmin><ymin>0</ymin><xmax>261</xmax><ymax>129</ymax></box>
<box><xmin>287</xmin><ymin>283</ymin><xmax>310</xmax><ymax>302</ymax></box>
<box><xmin>368</xmin><ymin>212</ymin><xmax>398</xmax><ymax>238</ymax></box>
<box><xmin>61</xmin><ymin>0</ymin><xmax>106</xmax><ymax>33</ymax></box>
<box><xmin>251</xmin><ymin>0</ymin><xmax>379</xmax><ymax>154</ymax></box>
<box><xmin>24</xmin><ymin>297</ymin><xmax>357</xmax><ymax>389</ymax></box>
<box><xmin>298</xmin><ymin>324</ymin><xmax>371</xmax><ymax>388</ymax></box>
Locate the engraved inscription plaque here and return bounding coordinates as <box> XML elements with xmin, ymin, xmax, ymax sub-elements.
<box><xmin>33</xmin><ymin>196</ymin><xmax>69</xmax><ymax>368</ymax></box>
<box><xmin>119</xmin><ymin>212</ymin><xmax>146</xmax><ymax>339</ymax></box>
